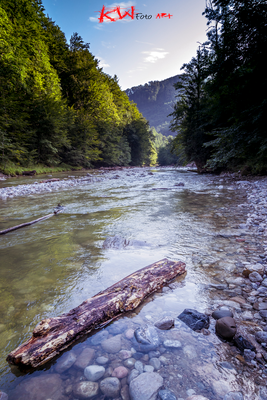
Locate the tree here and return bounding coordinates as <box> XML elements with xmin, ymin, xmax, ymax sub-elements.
<box><xmin>170</xmin><ymin>47</ymin><xmax>212</xmax><ymax>170</ymax></box>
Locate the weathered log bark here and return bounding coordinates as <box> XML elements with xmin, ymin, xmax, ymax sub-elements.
<box><xmin>0</xmin><ymin>213</ymin><xmax>57</xmax><ymax>235</ymax></box>
<box><xmin>7</xmin><ymin>258</ymin><xmax>186</xmax><ymax>369</ymax></box>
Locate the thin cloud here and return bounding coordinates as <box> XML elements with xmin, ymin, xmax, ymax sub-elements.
<box><xmin>136</xmin><ymin>40</ymin><xmax>154</xmax><ymax>45</ymax></box>
<box><xmin>101</xmin><ymin>41</ymin><xmax>116</xmax><ymax>49</ymax></box>
<box><xmin>97</xmin><ymin>57</ymin><xmax>110</xmax><ymax>69</ymax></box>
<box><xmin>142</xmin><ymin>49</ymin><xmax>169</xmax><ymax>63</ymax></box>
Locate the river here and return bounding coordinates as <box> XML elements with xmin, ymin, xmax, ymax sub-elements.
<box><xmin>0</xmin><ymin>167</ymin><xmax>265</xmax><ymax>399</ymax></box>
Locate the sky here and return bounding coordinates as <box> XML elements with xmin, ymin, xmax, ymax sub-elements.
<box><xmin>42</xmin><ymin>0</ymin><xmax>209</xmax><ymax>90</ymax></box>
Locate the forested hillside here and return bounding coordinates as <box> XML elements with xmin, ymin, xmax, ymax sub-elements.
<box><xmin>0</xmin><ymin>0</ymin><xmax>155</xmax><ymax>174</ymax></box>
<box><xmin>125</xmin><ymin>75</ymin><xmax>181</xmax><ymax>137</ymax></box>
<box><xmin>170</xmin><ymin>0</ymin><xmax>267</xmax><ymax>174</ymax></box>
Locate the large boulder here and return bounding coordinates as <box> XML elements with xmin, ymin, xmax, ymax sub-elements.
<box><xmin>129</xmin><ymin>372</ymin><xmax>163</xmax><ymax>400</ymax></box>
<box><xmin>178</xmin><ymin>309</ymin><xmax>209</xmax><ymax>331</ymax></box>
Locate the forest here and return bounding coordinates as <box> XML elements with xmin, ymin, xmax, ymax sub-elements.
<box><xmin>0</xmin><ymin>0</ymin><xmax>176</xmax><ymax>175</ymax></box>
<box><xmin>170</xmin><ymin>0</ymin><xmax>267</xmax><ymax>174</ymax></box>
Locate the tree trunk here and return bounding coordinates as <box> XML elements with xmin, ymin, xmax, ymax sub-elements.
<box><xmin>7</xmin><ymin>258</ymin><xmax>186</xmax><ymax>369</ymax></box>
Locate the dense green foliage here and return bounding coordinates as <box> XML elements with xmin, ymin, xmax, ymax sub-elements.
<box><xmin>0</xmin><ymin>0</ymin><xmax>155</xmax><ymax>174</ymax></box>
<box><xmin>125</xmin><ymin>76</ymin><xmax>181</xmax><ymax>137</ymax></box>
<box><xmin>171</xmin><ymin>0</ymin><xmax>267</xmax><ymax>173</ymax></box>
<box><xmin>151</xmin><ymin>127</ymin><xmax>181</xmax><ymax>166</ymax></box>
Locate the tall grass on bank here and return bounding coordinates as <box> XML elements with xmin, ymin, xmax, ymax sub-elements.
<box><xmin>0</xmin><ymin>163</ymin><xmax>83</xmax><ymax>177</ymax></box>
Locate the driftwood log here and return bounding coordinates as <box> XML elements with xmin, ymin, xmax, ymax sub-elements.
<box><xmin>0</xmin><ymin>210</ymin><xmax>61</xmax><ymax>235</ymax></box>
<box><xmin>7</xmin><ymin>258</ymin><xmax>186</xmax><ymax>368</ymax></box>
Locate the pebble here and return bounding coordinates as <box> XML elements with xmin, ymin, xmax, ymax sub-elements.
<box><xmin>0</xmin><ymin>392</ymin><xmax>8</xmax><ymax>400</ymax></box>
<box><xmin>212</xmin><ymin>308</ymin><xmax>234</xmax><ymax>320</ymax></box>
<box><xmin>101</xmin><ymin>334</ymin><xmax>121</xmax><ymax>353</ymax></box>
<box><xmin>134</xmin><ymin>325</ymin><xmax>160</xmax><ymax>352</ymax></box>
<box><xmin>96</xmin><ymin>356</ymin><xmax>109</xmax><ymax>365</ymax></box>
<box><xmin>73</xmin><ymin>381</ymin><xmax>99</xmax><ymax>399</ymax></box>
<box><xmin>84</xmin><ymin>365</ymin><xmax>105</xmax><ymax>381</ymax></box>
<box><xmin>121</xmin><ymin>385</ymin><xmax>130</xmax><ymax>400</ymax></box>
<box><xmin>74</xmin><ymin>348</ymin><xmax>95</xmax><ymax>369</ymax></box>
<box><xmin>127</xmin><ymin>369</ymin><xmax>140</xmax><ymax>384</ymax></box>
<box><xmin>134</xmin><ymin>361</ymin><xmax>144</xmax><ymax>373</ymax></box>
<box><xmin>154</xmin><ymin>317</ymin><xmax>174</xmax><ymax>330</ymax></box>
<box><xmin>249</xmin><ymin>271</ymin><xmax>263</xmax><ymax>282</ymax></box>
<box><xmin>100</xmin><ymin>377</ymin><xmax>121</xmax><ymax>398</ymax></box>
<box><xmin>119</xmin><ymin>350</ymin><xmax>132</xmax><ymax>359</ymax></box>
<box><xmin>55</xmin><ymin>351</ymin><xmax>76</xmax><ymax>373</ymax></box>
<box><xmin>124</xmin><ymin>358</ymin><xmax>136</xmax><ymax>368</ymax></box>
<box><xmin>144</xmin><ymin>365</ymin><xmax>154</xmax><ymax>372</ymax></box>
<box><xmin>0</xmin><ymin>176</ymin><xmax>104</xmax><ymax>199</ymax></box>
<box><xmin>178</xmin><ymin>309</ymin><xmax>209</xmax><ymax>331</ymax></box>
<box><xmin>158</xmin><ymin>389</ymin><xmax>177</xmax><ymax>400</ymax></box>
<box><xmin>112</xmin><ymin>366</ymin><xmax>129</xmax><ymax>378</ymax></box>
<box><xmin>215</xmin><ymin>317</ymin><xmax>237</xmax><ymax>339</ymax></box>
<box><xmin>129</xmin><ymin>372</ymin><xmax>163</xmax><ymax>400</ymax></box>
<box><xmin>125</xmin><ymin>328</ymin><xmax>135</xmax><ymax>339</ymax></box>
<box><xmin>149</xmin><ymin>357</ymin><xmax>161</xmax><ymax>370</ymax></box>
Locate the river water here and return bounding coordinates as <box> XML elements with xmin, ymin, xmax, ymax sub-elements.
<box><xmin>0</xmin><ymin>167</ymin><xmax>262</xmax><ymax>399</ymax></box>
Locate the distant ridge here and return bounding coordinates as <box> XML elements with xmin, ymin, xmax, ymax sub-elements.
<box><xmin>125</xmin><ymin>74</ymin><xmax>182</xmax><ymax>137</ymax></box>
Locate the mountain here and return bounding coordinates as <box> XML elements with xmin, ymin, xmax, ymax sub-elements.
<box><xmin>125</xmin><ymin>74</ymin><xmax>182</xmax><ymax>137</ymax></box>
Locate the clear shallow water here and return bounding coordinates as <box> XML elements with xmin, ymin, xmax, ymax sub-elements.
<box><xmin>0</xmin><ymin>168</ymin><xmax>257</xmax><ymax>399</ymax></box>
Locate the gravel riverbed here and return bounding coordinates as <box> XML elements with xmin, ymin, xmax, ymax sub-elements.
<box><xmin>1</xmin><ymin>168</ymin><xmax>267</xmax><ymax>400</ymax></box>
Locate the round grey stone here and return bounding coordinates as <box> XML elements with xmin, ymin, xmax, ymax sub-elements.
<box><xmin>249</xmin><ymin>271</ymin><xmax>263</xmax><ymax>282</ymax></box>
<box><xmin>101</xmin><ymin>334</ymin><xmax>121</xmax><ymax>354</ymax></box>
<box><xmin>55</xmin><ymin>351</ymin><xmax>77</xmax><ymax>373</ymax></box>
<box><xmin>154</xmin><ymin>317</ymin><xmax>174</xmax><ymax>330</ymax></box>
<box><xmin>73</xmin><ymin>381</ymin><xmax>99</xmax><ymax>399</ymax></box>
<box><xmin>124</xmin><ymin>357</ymin><xmax>136</xmax><ymax>368</ymax></box>
<box><xmin>84</xmin><ymin>365</ymin><xmax>105</xmax><ymax>381</ymax></box>
<box><xmin>149</xmin><ymin>357</ymin><xmax>161</xmax><ymax>370</ymax></box>
<box><xmin>96</xmin><ymin>356</ymin><xmax>109</xmax><ymax>365</ymax></box>
<box><xmin>212</xmin><ymin>308</ymin><xmax>233</xmax><ymax>320</ymax></box>
<box><xmin>100</xmin><ymin>377</ymin><xmax>121</xmax><ymax>398</ymax></box>
<box><xmin>144</xmin><ymin>365</ymin><xmax>154</xmax><ymax>372</ymax></box>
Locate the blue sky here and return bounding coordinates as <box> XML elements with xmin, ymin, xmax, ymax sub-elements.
<box><xmin>42</xmin><ymin>0</ymin><xmax>208</xmax><ymax>89</ymax></box>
